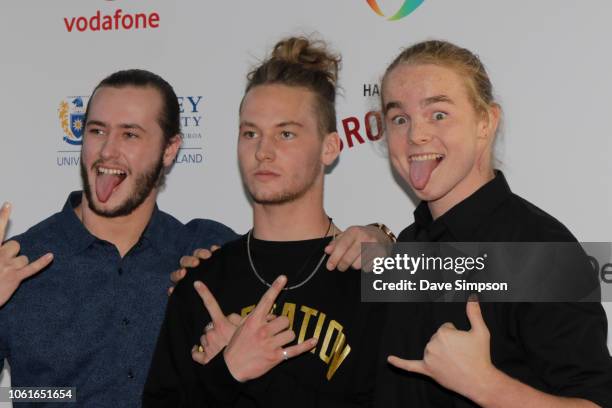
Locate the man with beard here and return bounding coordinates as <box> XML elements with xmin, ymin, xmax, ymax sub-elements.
<box><xmin>0</xmin><ymin>69</ymin><xmax>238</xmax><ymax>407</ymax></box>
<box><xmin>0</xmin><ymin>69</ymin><xmax>391</xmax><ymax>407</ymax></box>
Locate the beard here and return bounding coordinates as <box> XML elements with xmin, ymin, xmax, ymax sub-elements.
<box><xmin>247</xmin><ymin>164</ymin><xmax>321</xmax><ymax>205</ymax></box>
<box><xmin>80</xmin><ymin>153</ymin><xmax>164</xmax><ymax>218</ymax></box>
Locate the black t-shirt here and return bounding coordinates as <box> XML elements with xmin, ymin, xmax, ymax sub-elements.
<box><xmin>144</xmin><ymin>234</ymin><xmax>384</xmax><ymax>407</ymax></box>
<box><xmin>375</xmin><ymin>171</ymin><xmax>612</xmax><ymax>407</ymax></box>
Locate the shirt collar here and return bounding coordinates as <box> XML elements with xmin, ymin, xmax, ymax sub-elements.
<box><xmin>139</xmin><ymin>203</ymin><xmax>168</xmax><ymax>254</ymax></box>
<box><xmin>57</xmin><ymin>192</ymin><xmax>97</xmax><ymax>254</ymax></box>
<box><xmin>58</xmin><ymin>191</ymin><xmax>166</xmax><ymax>255</ymax></box>
<box><xmin>413</xmin><ymin>170</ymin><xmax>513</xmax><ymax>241</ymax></box>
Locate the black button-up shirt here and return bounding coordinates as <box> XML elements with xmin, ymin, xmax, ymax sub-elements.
<box><xmin>0</xmin><ymin>192</ymin><xmax>238</xmax><ymax>407</ymax></box>
<box><xmin>377</xmin><ymin>171</ymin><xmax>612</xmax><ymax>407</ymax></box>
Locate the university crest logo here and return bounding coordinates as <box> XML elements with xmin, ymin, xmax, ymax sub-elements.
<box><xmin>59</xmin><ymin>96</ymin><xmax>88</xmax><ymax>145</ymax></box>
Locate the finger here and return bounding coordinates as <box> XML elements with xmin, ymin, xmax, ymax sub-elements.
<box><xmin>210</xmin><ymin>245</ymin><xmax>221</xmax><ymax>253</ymax></box>
<box><xmin>199</xmin><ymin>333</ymin><xmax>209</xmax><ymax>348</ymax></box>
<box><xmin>324</xmin><ymin>239</ymin><xmax>336</xmax><ymax>255</ymax></box>
<box><xmin>0</xmin><ymin>202</ymin><xmax>10</xmax><ymax>243</ymax></box>
<box><xmin>13</xmin><ymin>255</ymin><xmax>29</xmax><ymax>269</ymax></box>
<box><xmin>18</xmin><ymin>253</ymin><xmax>53</xmax><ymax>279</ymax></box>
<box><xmin>439</xmin><ymin>322</ymin><xmax>457</xmax><ymax>331</ymax></box>
<box><xmin>180</xmin><ymin>255</ymin><xmax>200</xmax><ymax>269</ymax></box>
<box><xmin>0</xmin><ymin>240</ymin><xmax>20</xmax><ymax>258</ymax></box>
<box><xmin>193</xmin><ymin>281</ymin><xmax>225</xmax><ymax>323</ymax></box>
<box><xmin>227</xmin><ymin>313</ymin><xmax>242</xmax><ymax>326</ymax></box>
<box><xmin>387</xmin><ymin>356</ymin><xmax>430</xmax><ymax>376</ymax></box>
<box><xmin>338</xmin><ymin>241</ymin><xmax>361</xmax><ymax>271</ymax></box>
<box><xmin>466</xmin><ymin>297</ymin><xmax>487</xmax><ymax>333</ymax></box>
<box><xmin>167</xmin><ymin>286</ymin><xmax>174</xmax><ymax>296</ymax></box>
<box><xmin>265</xmin><ymin>315</ymin><xmax>290</xmax><ymax>336</ymax></box>
<box><xmin>251</xmin><ymin>275</ymin><xmax>287</xmax><ymax>320</ymax></box>
<box><xmin>193</xmin><ymin>248</ymin><xmax>213</xmax><ymax>260</ymax></box>
<box><xmin>170</xmin><ymin>268</ymin><xmax>186</xmax><ymax>284</ymax></box>
<box><xmin>326</xmin><ymin>236</ymin><xmax>350</xmax><ymax>271</ymax></box>
<box><xmin>271</xmin><ymin>328</ymin><xmax>296</xmax><ymax>348</ymax></box>
<box><xmin>278</xmin><ymin>337</ymin><xmax>318</xmax><ymax>361</ymax></box>
<box><xmin>191</xmin><ymin>345</ymin><xmax>207</xmax><ymax>365</ymax></box>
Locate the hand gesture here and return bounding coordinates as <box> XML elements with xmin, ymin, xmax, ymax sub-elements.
<box><xmin>388</xmin><ymin>299</ymin><xmax>495</xmax><ymax>398</ymax></box>
<box><xmin>223</xmin><ymin>275</ymin><xmax>318</xmax><ymax>382</ymax></box>
<box><xmin>0</xmin><ymin>203</ymin><xmax>53</xmax><ymax>307</ymax></box>
<box><xmin>191</xmin><ymin>280</ymin><xmax>242</xmax><ymax>365</ymax></box>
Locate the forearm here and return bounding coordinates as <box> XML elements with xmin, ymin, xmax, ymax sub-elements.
<box><xmin>472</xmin><ymin>368</ymin><xmax>600</xmax><ymax>408</ymax></box>
<box><xmin>198</xmin><ymin>352</ymin><xmax>243</xmax><ymax>405</ymax></box>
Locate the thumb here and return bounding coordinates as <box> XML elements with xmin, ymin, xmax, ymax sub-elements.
<box><xmin>227</xmin><ymin>313</ymin><xmax>242</xmax><ymax>326</ymax></box>
<box><xmin>387</xmin><ymin>356</ymin><xmax>431</xmax><ymax>377</ymax></box>
<box><xmin>466</xmin><ymin>298</ymin><xmax>487</xmax><ymax>334</ymax></box>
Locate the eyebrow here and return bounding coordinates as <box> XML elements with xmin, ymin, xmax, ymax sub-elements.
<box><xmin>383</xmin><ymin>101</ymin><xmax>402</xmax><ymax>115</ymax></box>
<box><xmin>421</xmin><ymin>95</ymin><xmax>454</xmax><ymax>107</ymax></box>
<box><xmin>276</xmin><ymin>121</ymin><xmax>303</xmax><ymax>128</ymax></box>
<box><xmin>239</xmin><ymin>120</ymin><xmax>304</xmax><ymax>128</ymax></box>
<box><xmin>85</xmin><ymin>120</ymin><xmax>146</xmax><ymax>132</ymax></box>
<box><xmin>85</xmin><ymin>120</ymin><xmax>107</xmax><ymax>128</ymax></box>
<box><xmin>384</xmin><ymin>95</ymin><xmax>455</xmax><ymax>115</ymax></box>
<box><xmin>119</xmin><ymin>123</ymin><xmax>146</xmax><ymax>132</ymax></box>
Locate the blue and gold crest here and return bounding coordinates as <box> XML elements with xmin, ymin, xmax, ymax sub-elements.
<box><xmin>59</xmin><ymin>96</ymin><xmax>88</xmax><ymax>145</ymax></box>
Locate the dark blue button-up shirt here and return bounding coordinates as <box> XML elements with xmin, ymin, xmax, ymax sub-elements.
<box><xmin>0</xmin><ymin>192</ymin><xmax>238</xmax><ymax>407</ymax></box>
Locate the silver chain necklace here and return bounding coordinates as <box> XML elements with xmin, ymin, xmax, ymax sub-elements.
<box><xmin>246</xmin><ymin>220</ymin><xmax>335</xmax><ymax>291</ymax></box>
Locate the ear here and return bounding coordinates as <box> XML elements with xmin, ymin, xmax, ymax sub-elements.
<box><xmin>321</xmin><ymin>132</ymin><xmax>341</xmax><ymax>166</ymax></box>
<box><xmin>478</xmin><ymin>104</ymin><xmax>501</xmax><ymax>143</ymax></box>
<box><xmin>163</xmin><ymin>134</ymin><xmax>182</xmax><ymax>167</ymax></box>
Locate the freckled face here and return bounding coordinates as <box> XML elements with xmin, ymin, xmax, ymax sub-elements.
<box><xmin>383</xmin><ymin>63</ymin><xmax>491</xmax><ymax>206</ymax></box>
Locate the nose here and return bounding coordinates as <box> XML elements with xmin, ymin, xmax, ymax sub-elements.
<box><xmin>254</xmin><ymin>134</ymin><xmax>275</xmax><ymax>162</ymax></box>
<box><xmin>408</xmin><ymin>120</ymin><xmax>432</xmax><ymax>145</ymax></box>
<box><xmin>99</xmin><ymin>132</ymin><xmax>121</xmax><ymax>160</ymax></box>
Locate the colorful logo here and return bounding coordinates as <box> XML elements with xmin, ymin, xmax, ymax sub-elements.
<box><xmin>59</xmin><ymin>96</ymin><xmax>88</xmax><ymax>145</ymax></box>
<box><xmin>366</xmin><ymin>0</ymin><xmax>424</xmax><ymax>21</ymax></box>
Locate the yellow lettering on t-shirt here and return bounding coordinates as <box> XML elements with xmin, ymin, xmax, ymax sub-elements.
<box><xmin>298</xmin><ymin>306</ymin><xmax>318</xmax><ymax>343</ymax></box>
<box><xmin>311</xmin><ymin>312</ymin><xmax>327</xmax><ymax>354</ymax></box>
<box><xmin>327</xmin><ymin>333</ymin><xmax>351</xmax><ymax>380</ymax></box>
<box><xmin>319</xmin><ymin>320</ymin><xmax>343</xmax><ymax>364</ymax></box>
<box><xmin>281</xmin><ymin>302</ymin><xmax>296</xmax><ymax>330</ymax></box>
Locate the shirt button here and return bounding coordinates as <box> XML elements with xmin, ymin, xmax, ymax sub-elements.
<box><xmin>128</xmin><ymin>370</ymin><xmax>134</xmax><ymax>379</ymax></box>
<box><xmin>122</xmin><ymin>318</ymin><xmax>130</xmax><ymax>326</ymax></box>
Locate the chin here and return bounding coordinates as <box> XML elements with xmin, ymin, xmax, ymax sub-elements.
<box><xmin>90</xmin><ymin>199</ymin><xmax>125</xmax><ymax>215</ymax></box>
<box><xmin>412</xmin><ymin>189</ymin><xmax>438</xmax><ymax>202</ymax></box>
<box><xmin>251</xmin><ymin>193</ymin><xmax>285</xmax><ymax>205</ymax></box>
<box><xmin>409</xmin><ymin>181</ymin><xmax>449</xmax><ymax>202</ymax></box>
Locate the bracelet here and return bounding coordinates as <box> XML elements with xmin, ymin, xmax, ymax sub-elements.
<box><xmin>369</xmin><ymin>223</ymin><xmax>397</xmax><ymax>243</ymax></box>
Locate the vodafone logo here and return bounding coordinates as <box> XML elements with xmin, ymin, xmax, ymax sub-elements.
<box><xmin>63</xmin><ymin>8</ymin><xmax>160</xmax><ymax>32</ymax></box>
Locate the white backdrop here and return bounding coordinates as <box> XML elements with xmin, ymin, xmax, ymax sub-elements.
<box><xmin>1</xmin><ymin>0</ymin><xmax>611</xmax><ymax>402</ymax></box>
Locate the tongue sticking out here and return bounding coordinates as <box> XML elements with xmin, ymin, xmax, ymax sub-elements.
<box><xmin>95</xmin><ymin>173</ymin><xmax>124</xmax><ymax>203</ymax></box>
<box><xmin>409</xmin><ymin>159</ymin><xmax>440</xmax><ymax>190</ymax></box>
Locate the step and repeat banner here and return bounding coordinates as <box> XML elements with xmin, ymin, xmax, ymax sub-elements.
<box><xmin>1</xmin><ymin>0</ymin><xmax>611</xmax><ymax>397</ymax></box>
